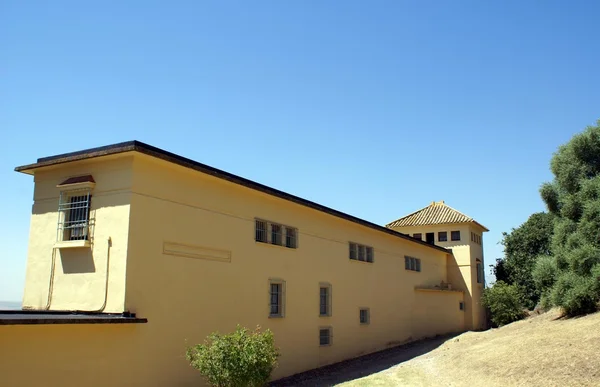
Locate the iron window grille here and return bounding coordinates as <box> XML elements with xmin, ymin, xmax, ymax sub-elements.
<box><xmin>319</xmin><ymin>327</ymin><xmax>332</xmax><ymax>346</ymax></box>
<box><xmin>319</xmin><ymin>284</ymin><xmax>332</xmax><ymax>317</ymax></box>
<box><xmin>57</xmin><ymin>188</ymin><xmax>92</xmax><ymax>241</ymax></box>
<box><xmin>349</xmin><ymin>242</ymin><xmax>374</xmax><ymax>263</ymax></box>
<box><xmin>255</xmin><ymin>219</ymin><xmax>297</xmax><ymax>249</ymax></box>
<box><xmin>359</xmin><ymin>308</ymin><xmax>370</xmax><ymax>324</ymax></box>
<box><xmin>255</xmin><ymin>220</ymin><xmax>267</xmax><ymax>242</ymax></box>
<box><xmin>269</xmin><ymin>280</ymin><xmax>285</xmax><ymax>317</ymax></box>
<box><xmin>285</xmin><ymin>227</ymin><xmax>296</xmax><ymax>248</ymax></box>
<box><xmin>271</xmin><ymin>224</ymin><xmax>282</xmax><ymax>246</ymax></box>
<box><xmin>405</xmin><ymin>256</ymin><xmax>421</xmax><ymax>272</ymax></box>
<box><xmin>451</xmin><ymin>231</ymin><xmax>461</xmax><ymax>241</ymax></box>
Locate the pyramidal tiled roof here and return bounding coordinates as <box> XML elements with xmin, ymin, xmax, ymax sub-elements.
<box><xmin>386</xmin><ymin>201</ymin><xmax>489</xmax><ymax>231</ymax></box>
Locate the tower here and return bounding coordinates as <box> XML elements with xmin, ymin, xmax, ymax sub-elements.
<box><xmin>386</xmin><ymin>201</ymin><xmax>489</xmax><ymax>330</ymax></box>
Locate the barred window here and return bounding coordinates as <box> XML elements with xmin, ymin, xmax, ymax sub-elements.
<box><xmin>349</xmin><ymin>243</ymin><xmax>357</xmax><ymax>260</ymax></box>
<box><xmin>405</xmin><ymin>256</ymin><xmax>421</xmax><ymax>272</ymax></box>
<box><xmin>413</xmin><ymin>233</ymin><xmax>422</xmax><ymax>240</ymax></box>
<box><xmin>271</xmin><ymin>224</ymin><xmax>282</xmax><ymax>246</ymax></box>
<box><xmin>269</xmin><ymin>280</ymin><xmax>285</xmax><ymax>317</ymax></box>
<box><xmin>319</xmin><ymin>327</ymin><xmax>332</xmax><ymax>346</ymax></box>
<box><xmin>359</xmin><ymin>308</ymin><xmax>370</xmax><ymax>325</ymax></box>
<box><xmin>58</xmin><ymin>189</ymin><xmax>92</xmax><ymax>241</ymax></box>
<box><xmin>255</xmin><ymin>220</ymin><xmax>267</xmax><ymax>243</ymax></box>
<box><xmin>349</xmin><ymin>242</ymin><xmax>374</xmax><ymax>263</ymax></box>
<box><xmin>319</xmin><ymin>284</ymin><xmax>331</xmax><ymax>317</ymax></box>
<box><xmin>358</xmin><ymin>245</ymin><xmax>366</xmax><ymax>261</ymax></box>
<box><xmin>255</xmin><ymin>219</ymin><xmax>297</xmax><ymax>249</ymax></box>
<box><xmin>451</xmin><ymin>231</ymin><xmax>460</xmax><ymax>241</ymax></box>
<box><xmin>285</xmin><ymin>227</ymin><xmax>297</xmax><ymax>248</ymax></box>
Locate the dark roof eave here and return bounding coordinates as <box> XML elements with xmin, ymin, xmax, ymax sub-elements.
<box><xmin>387</xmin><ymin>220</ymin><xmax>489</xmax><ymax>232</ymax></box>
<box><xmin>15</xmin><ymin>141</ymin><xmax>451</xmax><ymax>254</ymax></box>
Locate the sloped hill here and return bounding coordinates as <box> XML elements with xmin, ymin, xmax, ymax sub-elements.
<box><xmin>341</xmin><ymin>309</ymin><xmax>600</xmax><ymax>387</ymax></box>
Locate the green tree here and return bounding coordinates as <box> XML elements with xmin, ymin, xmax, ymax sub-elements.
<box><xmin>493</xmin><ymin>212</ymin><xmax>554</xmax><ymax>309</ymax></box>
<box><xmin>539</xmin><ymin>120</ymin><xmax>600</xmax><ymax>316</ymax></box>
<box><xmin>481</xmin><ymin>281</ymin><xmax>526</xmax><ymax>326</ymax></box>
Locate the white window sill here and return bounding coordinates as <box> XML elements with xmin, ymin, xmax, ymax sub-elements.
<box><xmin>54</xmin><ymin>240</ymin><xmax>91</xmax><ymax>249</ymax></box>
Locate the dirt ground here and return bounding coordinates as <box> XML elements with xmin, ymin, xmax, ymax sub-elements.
<box><xmin>271</xmin><ymin>309</ymin><xmax>600</xmax><ymax>387</ymax></box>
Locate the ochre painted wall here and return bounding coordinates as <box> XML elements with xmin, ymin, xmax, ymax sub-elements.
<box><xmin>123</xmin><ymin>154</ymin><xmax>462</xmax><ymax>384</ymax></box>
<box><xmin>412</xmin><ymin>289</ymin><xmax>465</xmax><ymax>339</ymax></box>
<box><xmin>386</xmin><ymin>223</ymin><xmax>487</xmax><ymax>331</ymax></box>
<box><xmin>0</xmin><ymin>324</ymin><xmax>143</xmax><ymax>387</ymax></box>
<box><xmin>8</xmin><ymin>152</ymin><xmax>474</xmax><ymax>387</ymax></box>
<box><xmin>21</xmin><ymin>155</ymin><xmax>133</xmax><ymax>313</ymax></box>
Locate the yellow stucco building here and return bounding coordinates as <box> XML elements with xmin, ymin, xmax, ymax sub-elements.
<box><xmin>0</xmin><ymin>141</ymin><xmax>487</xmax><ymax>387</ymax></box>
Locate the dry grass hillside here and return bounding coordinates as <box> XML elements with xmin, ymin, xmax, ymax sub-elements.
<box><xmin>341</xmin><ymin>309</ymin><xmax>600</xmax><ymax>387</ymax></box>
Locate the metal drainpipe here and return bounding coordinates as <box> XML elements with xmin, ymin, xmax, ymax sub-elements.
<box><xmin>43</xmin><ymin>248</ymin><xmax>58</xmax><ymax>310</ymax></box>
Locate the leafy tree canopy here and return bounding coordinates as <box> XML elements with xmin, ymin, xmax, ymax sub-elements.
<box><xmin>493</xmin><ymin>212</ymin><xmax>554</xmax><ymax>309</ymax></box>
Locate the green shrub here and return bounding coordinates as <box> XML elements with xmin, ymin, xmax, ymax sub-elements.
<box><xmin>481</xmin><ymin>281</ymin><xmax>526</xmax><ymax>326</ymax></box>
<box><xmin>551</xmin><ymin>272</ymin><xmax>599</xmax><ymax>316</ymax></box>
<box><xmin>532</xmin><ymin>255</ymin><xmax>557</xmax><ymax>292</ymax></box>
<box><xmin>186</xmin><ymin>325</ymin><xmax>279</xmax><ymax>387</ymax></box>
<box><xmin>539</xmin><ymin>290</ymin><xmax>553</xmax><ymax>311</ymax></box>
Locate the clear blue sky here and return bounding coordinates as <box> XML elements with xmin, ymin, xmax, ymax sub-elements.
<box><xmin>1</xmin><ymin>1</ymin><xmax>599</xmax><ymax>302</ymax></box>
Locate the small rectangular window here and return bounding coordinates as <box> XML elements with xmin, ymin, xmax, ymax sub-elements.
<box><xmin>405</xmin><ymin>256</ymin><xmax>421</xmax><ymax>272</ymax></box>
<box><xmin>269</xmin><ymin>280</ymin><xmax>285</xmax><ymax>317</ymax></box>
<box><xmin>319</xmin><ymin>327</ymin><xmax>332</xmax><ymax>346</ymax></box>
<box><xmin>285</xmin><ymin>227</ymin><xmax>297</xmax><ymax>248</ymax></box>
<box><xmin>319</xmin><ymin>284</ymin><xmax>331</xmax><ymax>317</ymax></box>
<box><xmin>451</xmin><ymin>231</ymin><xmax>460</xmax><ymax>241</ymax></box>
<box><xmin>366</xmin><ymin>247</ymin><xmax>374</xmax><ymax>263</ymax></box>
<box><xmin>426</xmin><ymin>233</ymin><xmax>435</xmax><ymax>244</ymax></box>
<box><xmin>58</xmin><ymin>190</ymin><xmax>92</xmax><ymax>241</ymax></box>
<box><xmin>413</xmin><ymin>233</ymin><xmax>422</xmax><ymax>240</ymax></box>
<box><xmin>349</xmin><ymin>242</ymin><xmax>374</xmax><ymax>263</ymax></box>
<box><xmin>459</xmin><ymin>301</ymin><xmax>465</xmax><ymax>311</ymax></box>
<box><xmin>349</xmin><ymin>243</ymin><xmax>357</xmax><ymax>260</ymax></box>
<box><xmin>255</xmin><ymin>220</ymin><xmax>267</xmax><ymax>242</ymax></box>
<box><xmin>359</xmin><ymin>308</ymin><xmax>370</xmax><ymax>324</ymax></box>
<box><xmin>256</xmin><ymin>219</ymin><xmax>297</xmax><ymax>249</ymax></box>
<box><xmin>476</xmin><ymin>262</ymin><xmax>483</xmax><ymax>283</ymax></box>
<box><xmin>438</xmin><ymin>231</ymin><xmax>448</xmax><ymax>242</ymax></box>
<box><xmin>358</xmin><ymin>245</ymin><xmax>366</xmax><ymax>261</ymax></box>
<box><xmin>271</xmin><ymin>224</ymin><xmax>282</xmax><ymax>246</ymax></box>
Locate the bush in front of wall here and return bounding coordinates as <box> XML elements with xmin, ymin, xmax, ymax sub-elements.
<box><xmin>481</xmin><ymin>281</ymin><xmax>527</xmax><ymax>327</ymax></box>
<box><xmin>186</xmin><ymin>325</ymin><xmax>279</xmax><ymax>387</ymax></box>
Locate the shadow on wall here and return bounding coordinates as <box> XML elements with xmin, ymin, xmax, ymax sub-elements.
<box><xmin>60</xmin><ymin>249</ymin><xmax>96</xmax><ymax>274</ymax></box>
<box><xmin>269</xmin><ymin>333</ymin><xmax>458</xmax><ymax>387</ymax></box>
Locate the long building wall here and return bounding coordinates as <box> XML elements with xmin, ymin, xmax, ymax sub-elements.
<box><xmin>3</xmin><ymin>152</ymin><xmax>469</xmax><ymax>387</ymax></box>
<box><xmin>124</xmin><ymin>154</ymin><xmax>464</xmax><ymax>384</ymax></box>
